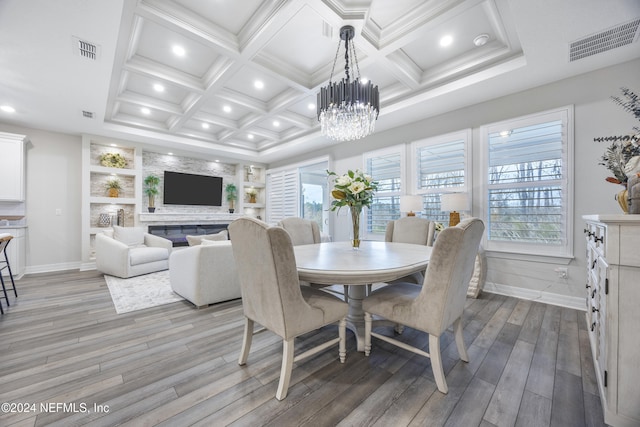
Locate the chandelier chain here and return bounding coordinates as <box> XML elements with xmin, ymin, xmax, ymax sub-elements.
<box><xmin>328</xmin><ymin>39</ymin><xmax>342</xmax><ymax>84</ymax></box>
<box><xmin>350</xmin><ymin>37</ymin><xmax>361</xmax><ymax>80</ymax></box>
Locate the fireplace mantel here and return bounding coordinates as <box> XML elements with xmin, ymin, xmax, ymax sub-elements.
<box><xmin>138</xmin><ymin>212</ymin><xmax>243</xmax><ymax>224</ymax></box>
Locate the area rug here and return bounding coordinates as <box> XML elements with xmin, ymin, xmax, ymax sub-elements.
<box><xmin>104</xmin><ymin>270</ymin><xmax>184</xmax><ymax>314</ymax></box>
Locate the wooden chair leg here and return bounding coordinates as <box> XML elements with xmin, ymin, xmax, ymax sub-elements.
<box><xmin>454</xmin><ymin>317</ymin><xmax>469</xmax><ymax>362</ymax></box>
<box><xmin>429</xmin><ymin>334</ymin><xmax>448</xmax><ymax>394</ymax></box>
<box><xmin>364</xmin><ymin>312</ymin><xmax>372</xmax><ymax>356</ymax></box>
<box><xmin>276</xmin><ymin>338</ymin><xmax>295</xmax><ymax>400</ymax></box>
<box><xmin>238</xmin><ymin>318</ymin><xmax>254</xmax><ymax>365</ymax></box>
<box><xmin>339</xmin><ymin>318</ymin><xmax>346</xmax><ymax>363</ymax></box>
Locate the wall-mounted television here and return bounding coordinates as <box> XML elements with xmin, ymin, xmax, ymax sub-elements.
<box><xmin>163</xmin><ymin>171</ymin><xmax>223</xmax><ymax>206</ymax></box>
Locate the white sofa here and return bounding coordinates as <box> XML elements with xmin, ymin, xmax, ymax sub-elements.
<box><xmin>95</xmin><ymin>226</ymin><xmax>172</xmax><ymax>278</ymax></box>
<box><xmin>169</xmin><ymin>240</ymin><xmax>241</xmax><ymax>308</ymax></box>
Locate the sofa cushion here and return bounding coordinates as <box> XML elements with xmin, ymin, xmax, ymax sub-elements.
<box><xmin>113</xmin><ymin>226</ymin><xmax>145</xmax><ymax>247</ymax></box>
<box><xmin>200</xmin><ymin>239</ymin><xmax>231</xmax><ymax>246</ymax></box>
<box><xmin>129</xmin><ymin>247</ymin><xmax>169</xmax><ymax>266</ymax></box>
<box><xmin>186</xmin><ymin>230</ymin><xmax>228</xmax><ymax>246</ymax></box>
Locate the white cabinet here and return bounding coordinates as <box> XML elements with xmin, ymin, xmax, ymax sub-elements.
<box><xmin>583</xmin><ymin>214</ymin><xmax>640</xmax><ymax>427</ymax></box>
<box><xmin>1</xmin><ymin>227</ymin><xmax>26</xmax><ymax>279</ymax></box>
<box><xmin>0</xmin><ymin>132</ymin><xmax>27</xmax><ymax>201</ymax></box>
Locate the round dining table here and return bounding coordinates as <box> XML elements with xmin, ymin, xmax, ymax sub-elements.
<box><xmin>293</xmin><ymin>241</ymin><xmax>432</xmax><ymax>351</ymax></box>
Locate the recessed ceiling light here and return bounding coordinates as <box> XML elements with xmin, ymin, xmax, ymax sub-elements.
<box><xmin>223</xmin><ymin>105</ymin><xmax>232</xmax><ymax>113</ymax></box>
<box><xmin>110</xmin><ymin>143</ymin><xmax>117</xmax><ymax>147</ymax></box>
<box><xmin>215</xmin><ymin>159</ymin><xmax>220</xmax><ymax>162</ymax></box>
<box><xmin>153</xmin><ymin>83</ymin><xmax>165</xmax><ymax>92</ymax></box>
<box><xmin>308</xmin><ymin>103</ymin><xmax>315</xmax><ymax>110</ymax></box>
<box><xmin>0</xmin><ymin>105</ymin><xmax>16</xmax><ymax>113</ymax></box>
<box><xmin>172</xmin><ymin>45</ymin><xmax>185</xmax><ymax>56</ymax></box>
<box><xmin>141</xmin><ymin>107</ymin><xmax>151</xmax><ymax>115</ymax></box>
<box><xmin>439</xmin><ymin>35</ymin><xmax>453</xmax><ymax>47</ymax></box>
<box><xmin>247</xmin><ymin>134</ymin><xmax>254</xmax><ymax>140</ymax></box>
<box><xmin>254</xmin><ymin>80</ymin><xmax>264</xmax><ymax>89</ymax></box>
<box><xmin>202</xmin><ymin>123</ymin><xmax>210</xmax><ymax>129</ymax></box>
<box><xmin>273</xmin><ymin>120</ymin><xmax>280</xmax><ymax>127</ymax></box>
<box><xmin>168</xmin><ymin>152</ymin><xmax>174</xmax><ymax>156</ymax></box>
<box><xmin>473</xmin><ymin>34</ymin><xmax>490</xmax><ymax>47</ymax></box>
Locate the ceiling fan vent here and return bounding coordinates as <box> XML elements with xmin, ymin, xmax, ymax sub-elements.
<box><xmin>569</xmin><ymin>18</ymin><xmax>640</xmax><ymax>62</ymax></box>
<box><xmin>72</xmin><ymin>36</ymin><xmax>100</xmax><ymax>61</ymax></box>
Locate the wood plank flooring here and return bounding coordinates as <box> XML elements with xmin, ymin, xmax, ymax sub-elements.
<box><xmin>0</xmin><ymin>270</ymin><xmax>606</xmax><ymax>426</ymax></box>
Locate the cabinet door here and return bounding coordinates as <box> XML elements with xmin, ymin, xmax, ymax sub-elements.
<box><xmin>0</xmin><ymin>140</ymin><xmax>25</xmax><ymax>201</ymax></box>
<box><xmin>594</xmin><ymin>256</ymin><xmax>608</xmax><ymax>377</ymax></box>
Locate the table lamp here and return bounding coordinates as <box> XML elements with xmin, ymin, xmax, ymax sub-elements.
<box><xmin>440</xmin><ymin>193</ymin><xmax>468</xmax><ymax>226</ymax></box>
<box><xmin>400</xmin><ymin>195</ymin><xmax>423</xmax><ymax>217</ymax></box>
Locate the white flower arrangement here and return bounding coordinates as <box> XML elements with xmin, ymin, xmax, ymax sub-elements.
<box><xmin>327</xmin><ymin>169</ymin><xmax>378</xmax><ymax>211</ymax></box>
<box><xmin>245</xmin><ymin>187</ymin><xmax>258</xmax><ymax>196</ymax></box>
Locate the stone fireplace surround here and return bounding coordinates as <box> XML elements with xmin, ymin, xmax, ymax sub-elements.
<box><xmin>140</xmin><ymin>212</ymin><xmax>240</xmax><ymax>246</ymax></box>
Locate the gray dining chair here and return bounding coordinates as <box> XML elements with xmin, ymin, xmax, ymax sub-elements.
<box><xmin>363</xmin><ymin>218</ymin><xmax>484</xmax><ymax>394</ymax></box>
<box><xmin>229</xmin><ymin>217</ymin><xmax>348</xmax><ymax>400</ymax></box>
<box><xmin>278</xmin><ymin>217</ymin><xmax>349</xmax><ymax>302</ymax></box>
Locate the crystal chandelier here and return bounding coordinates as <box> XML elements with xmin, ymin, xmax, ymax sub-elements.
<box><xmin>317</xmin><ymin>25</ymin><xmax>379</xmax><ymax>142</ymax></box>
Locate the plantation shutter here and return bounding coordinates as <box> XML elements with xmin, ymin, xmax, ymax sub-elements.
<box><xmin>365</xmin><ymin>148</ymin><xmax>403</xmax><ymax>235</ymax></box>
<box><xmin>415</xmin><ymin>137</ymin><xmax>467</xmax><ymax>223</ymax></box>
<box><xmin>483</xmin><ymin>108</ymin><xmax>571</xmax><ymax>256</ymax></box>
<box><xmin>266</xmin><ymin>169</ymin><xmax>299</xmax><ymax>224</ymax></box>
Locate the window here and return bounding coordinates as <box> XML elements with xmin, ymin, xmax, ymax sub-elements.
<box><xmin>480</xmin><ymin>107</ymin><xmax>573</xmax><ymax>257</ymax></box>
<box><xmin>364</xmin><ymin>145</ymin><xmax>405</xmax><ymax>237</ymax></box>
<box><xmin>411</xmin><ymin>130</ymin><xmax>471</xmax><ymax>224</ymax></box>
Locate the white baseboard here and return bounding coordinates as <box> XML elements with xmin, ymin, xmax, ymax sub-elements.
<box><xmin>25</xmin><ymin>261</ymin><xmax>83</xmax><ymax>275</ymax></box>
<box><xmin>483</xmin><ymin>281</ymin><xmax>586</xmax><ymax>311</ymax></box>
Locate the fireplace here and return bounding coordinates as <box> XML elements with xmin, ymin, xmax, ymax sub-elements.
<box><xmin>148</xmin><ymin>223</ymin><xmax>229</xmax><ymax>247</ymax></box>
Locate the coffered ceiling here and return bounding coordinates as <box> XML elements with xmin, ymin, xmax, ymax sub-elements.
<box><xmin>0</xmin><ymin>0</ymin><xmax>639</xmax><ymax>163</ymax></box>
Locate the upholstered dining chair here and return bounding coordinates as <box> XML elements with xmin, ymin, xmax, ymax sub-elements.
<box><xmin>278</xmin><ymin>217</ymin><xmax>349</xmax><ymax>302</ymax></box>
<box><xmin>363</xmin><ymin>217</ymin><xmax>484</xmax><ymax>394</ymax></box>
<box><xmin>229</xmin><ymin>217</ymin><xmax>348</xmax><ymax>400</ymax></box>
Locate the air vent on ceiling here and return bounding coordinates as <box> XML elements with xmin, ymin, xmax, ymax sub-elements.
<box><xmin>82</xmin><ymin>110</ymin><xmax>94</xmax><ymax>119</ymax></box>
<box><xmin>72</xmin><ymin>36</ymin><xmax>101</xmax><ymax>61</ymax></box>
<box><xmin>569</xmin><ymin>18</ymin><xmax>640</xmax><ymax>62</ymax></box>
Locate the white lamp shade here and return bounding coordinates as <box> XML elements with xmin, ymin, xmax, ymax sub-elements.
<box><xmin>400</xmin><ymin>195</ymin><xmax>423</xmax><ymax>213</ymax></box>
<box><xmin>440</xmin><ymin>193</ymin><xmax>468</xmax><ymax>212</ymax></box>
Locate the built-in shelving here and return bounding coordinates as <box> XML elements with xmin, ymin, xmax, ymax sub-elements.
<box><xmin>81</xmin><ymin>136</ymin><xmax>142</xmax><ymax>267</ymax></box>
<box><xmin>238</xmin><ymin>164</ymin><xmax>266</xmax><ymax>220</ymax></box>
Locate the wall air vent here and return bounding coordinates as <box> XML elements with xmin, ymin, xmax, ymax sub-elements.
<box><xmin>82</xmin><ymin>110</ymin><xmax>94</xmax><ymax>119</ymax></box>
<box><xmin>569</xmin><ymin>18</ymin><xmax>640</xmax><ymax>62</ymax></box>
<box><xmin>72</xmin><ymin>36</ymin><xmax>101</xmax><ymax>61</ymax></box>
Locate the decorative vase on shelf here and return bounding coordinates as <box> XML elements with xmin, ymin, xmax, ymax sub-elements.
<box><xmin>249</xmin><ymin>194</ymin><xmax>256</xmax><ymax>203</ymax></box>
<box><xmin>98</xmin><ymin>213</ymin><xmax>111</xmax><ymax>227</ymax></box>
<box><xmin>350</xmin><ymin>205</ymin><xmax>362</xmax><ymax>249</ymax></box>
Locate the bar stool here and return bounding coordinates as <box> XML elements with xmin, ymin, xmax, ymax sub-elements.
<box><xmin>0</xmin><ymin>233</ymin><xmax>18</xmax><ymax>314</ymax></box>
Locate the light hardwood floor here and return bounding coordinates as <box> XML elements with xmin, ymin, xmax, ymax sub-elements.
<box><xmin>0</xmin><ymin>270</ymin><xmax>606</xmax><ymax>427</ymax></box>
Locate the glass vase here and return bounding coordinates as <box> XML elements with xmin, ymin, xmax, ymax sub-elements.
<box><xmin>350</xmin><ymin>205</ymin><xmax>362</xmax><ymax>249</ymax></box>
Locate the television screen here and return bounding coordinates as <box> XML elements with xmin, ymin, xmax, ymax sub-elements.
<box><xmin>163</xmin><ymin>171</ymin><xmax>223</xmax><ymax>206</ymax></box>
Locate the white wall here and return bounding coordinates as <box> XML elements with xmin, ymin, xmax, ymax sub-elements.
<box><xmin>271</xmin><ymin>58</ymin><xmax>640</xmax><ymax>308</ymax></box>
<box><xmin>0</xmin><ymin>123</ymin><xmax>82</xmax><ymax>272</ymax></box>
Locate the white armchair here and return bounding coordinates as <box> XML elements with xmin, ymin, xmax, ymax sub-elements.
<box><xmin>95</xmin><ymin>226</ymin><xmax>172</xmax><ymax>278</ymax></box>
<box><xmin>169</xmin><ymin>240</ymin><xmax>241</xmax><ymax>308</ymax></box>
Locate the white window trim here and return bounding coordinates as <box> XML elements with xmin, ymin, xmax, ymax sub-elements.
<box><xmin>479</xmin><ymin>106</ymin><xmax>574</xmax><ymax>259</ymax></box>
<box><xmin>363</xmin><ymin>144</ymin><xmax>406</xmax><ymax>240</ymax></box>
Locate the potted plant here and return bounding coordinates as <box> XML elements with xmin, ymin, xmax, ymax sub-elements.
<box><xmin>225</xmin><ymin>183</ymin><xmax>237</xmax><ymax>213</ymax></box>
<box><xmin>246</xmin><ymin>187</ymin><xmax>258</xmax><ymax>203</ymax></box>
<box><xmin>105</xmin><ymin>178</ymin><xmax>122</xmax><ymax>198</ymax></box>
<box><xmin>144</xmin><ymin>174</ymin><xmax>160</xmax><ymax>213</ymax></box>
